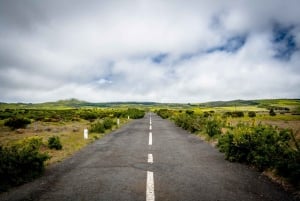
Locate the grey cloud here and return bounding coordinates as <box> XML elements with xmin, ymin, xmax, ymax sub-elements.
<box><xmin>0</xmin><ymin>0</ymin><xmax>300</xmax><ymax>103</ymax></box>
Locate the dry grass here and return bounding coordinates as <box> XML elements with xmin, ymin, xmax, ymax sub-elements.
<box><xmin>0</xmin><ymin>119</ymin><xmax>129</xmax><ymax>166</ymax></box>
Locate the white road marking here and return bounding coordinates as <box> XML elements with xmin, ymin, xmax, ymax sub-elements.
<box><xmin>148</xmin><ymin>154</ymin><xmax>153</xmax><ymax>164</ymax></box>
<box><xmin>149</xmin><ymin>132</ymin><xmax>152</xmax><ymax>145</ymax></box>
<box><xmin>149</xmin><ymin>125</ymin><xmax>152</xmax><ymax>130</ymax></box>
<box><xmin>146</xmin><ymin>171</ymin><xmax>155</xmax><ymax>201</ymax></box>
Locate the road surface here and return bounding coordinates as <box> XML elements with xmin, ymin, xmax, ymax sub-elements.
<box><xmin>0</xmin><ymin>113</ymin><xmax>297</xmax><ymax>201</ymax></box>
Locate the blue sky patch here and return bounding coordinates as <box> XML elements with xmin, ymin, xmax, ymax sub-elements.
<box><xmin>206</xmin><ymin>36</ymin><xmax>246</xmax><ymax>54</ymax></box>
<box><xmin>151</xmin><ymin>53</ymin><xmax>168</xmax><ymax>64</ymax></box>
<box><xmin>272</xmin><ymin>24</ymin><xmax>298</xmax><ymax>61</ymax></box>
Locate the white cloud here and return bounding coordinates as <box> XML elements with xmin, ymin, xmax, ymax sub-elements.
<box><xmin>0</xmin><ymin>0</ymin><xmax>299</xmax><ymax>103</ymax></box>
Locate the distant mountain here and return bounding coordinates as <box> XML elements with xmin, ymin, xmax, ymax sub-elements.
<box><xmin>44</xmin><ymin>98</ymin><xmax>88</xmax><ymax>107</ymax></box>
<box><xmin>0</xmin><ymin>98</ymin><xmax>299</xmax><ymax>110</ymax></box>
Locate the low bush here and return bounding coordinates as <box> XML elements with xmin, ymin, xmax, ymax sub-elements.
<box><xmin>248</xmin><ymin>111</ymin><xmax>256</xmax><ymax>117</ymax></box>
<box><xmin>185</xmin><ymin>110</ymin><xmax>194</xmax><ymax>115</ymax></box>
<box><xmin>205</xmin><ymin>118</ymin><xmax>222</xmax><ymax>137</ymax></box>
<box><xmin>47</xmin><ymin>136</ymin><xmax>63</xmax><ymax>150</ymax></box>
<box><xmin>157</xmin><ymin>109</ymin><xmax>173</xmax><ymax>119</ymax></box>
<box><xmin>223</xmin><ymin>111</ymin><xmax>244</xmax><ymax>118</ymax></box>
<box><xmin>0</xmin><ymin>137</ymin><xmax>50</xmax><ymax>191</ymax></box>
<box><xmin>90</xmin><ymin>121</ymin><xmax>105</xmax><ymax>133</ymax></box>
<box><xmin>103</xmin><ymin>118</ymin><xmax>115</xmax><ymax>130</ymax></box>
<box><xmin>218</xmin><ymin>124</ymin><xmax>300</xmax><ymax>186</ymax></box>
<box><xmin>173</xmin><ymin>113</ymin><xmax>204</xmax><ymax>133</ymax></box>
<box><xmin>269</xmin><ymin>108</ymin><xmax>276</xmax><ymax>116</ymax></box>
<box><xmin>125</xmin><ymin>108</ymin><xmax>145</xmax><ymax>119</ymax></box>
<box><xmin>4</xmin><ymin>117</ymin><xmax>31</xmax><ymax>130</ymax></box>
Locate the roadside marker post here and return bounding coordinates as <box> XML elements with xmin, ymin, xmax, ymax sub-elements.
<box><xmin>84</xmin><ymin>128</ymin><xmax>88</xmax><ymax>139</ymax></box>
<box><xmin>117</xmin><ymin>118</ymin><xmax>120</xmax><ymax>126</ymax></box>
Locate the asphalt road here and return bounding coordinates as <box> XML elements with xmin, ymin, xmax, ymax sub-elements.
<box><xmin>0</xmin><ymin>113</ymin><xmax>297</xmax><ymax>201</ymax></box>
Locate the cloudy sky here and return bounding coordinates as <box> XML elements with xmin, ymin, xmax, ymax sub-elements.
<box><xmin>0</xmin><ymin>0</ymin><xmax>300</xmax><ymax>103</ymax></box>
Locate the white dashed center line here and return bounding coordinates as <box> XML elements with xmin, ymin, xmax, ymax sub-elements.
<box><xmin>148</xmin><ymin>153</ymin><xmax>153</xmax><ymax>164</ymax></box>
<box><xmin>147</xmin><ymin>114</ymin><xmax>155</xmax><ymax>201</ymax></box>
<box><xmin>146</xmin><ymin>171</ymin><xmax>155</xmax><ymax>201</ymax></box>
<box><xmin>149</xmin><ymin>132</ymin><xmax>152</xmax><ymax>145</ymax></box>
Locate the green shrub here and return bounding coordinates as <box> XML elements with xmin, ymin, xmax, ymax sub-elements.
<box><xmin>205</xmin><ymin>118</ymin><xmax>222</xmax><ymax>137</ymax></box>
<box><xmin>269</xmin><ymin>108</ymin><xmax>276</xmax><ymax>116</ymax></box>
<box><xmin>80</xmin><ymin>111</ymin><xmax>98</xmax><ymax>121</ymax></box>
<box><xmin>157</xmin><ymin>109</ymin><xmax>173</xmax><ymax>119</ymax></box>
<box><xmin>47</xmin><ymin>136</ymin><xmax>63</xmax><ymax>150</ymax></box>
<box><xmin>0</xmin><ymin>137</ymin><xmax>50</xmax><ymax>191</ymax></box>
<box><xmin>103</xmin><ymin>118</ymin><xmax>114</xmax><ymax>130</ymax></box>
<box><xmin>223</xmin><ymin>111</ymin><xmax>244</xmax><ymax>118</ymax></box>
<box><xmin>4</xmin><ymin>117</ymin><xmax>31</xmax><ymax>130</ymax></box>
<box><xmin>173</xmin><ymin>113</ymin><xmax>204</xmax><ymax>133</ymax></box>
<box><xmin>248</xmin><ymin>111</ymin><xmax>256</xmax><ymax>117</ymax></box>
<box><xmin>125</xmin><ymin>108</ymin><xmax>145</xmax><ymax>119</ymax></box>
<box><xmin>217</xmin><ymin>124</ymin><xmax>300</xmax><ymax>186</ymax></box>
<box><xmin>185</xmin><ymin>110</ymin><xmax>194</xmax><ymax>115</ymax></box>
<box><xmin>203</xmin><ymin>111</ymin><xmax>211</xmax><ymax>117</ymax></box>
<box><xmin>90</xmin><ymin>121</ymin><xmax>105</xmax><ymax>133</ymax></box>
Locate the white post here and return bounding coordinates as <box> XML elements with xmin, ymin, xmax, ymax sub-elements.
<box><xmin>128</xmin><ymin>116</ymin><xmax>130</xmax><ymax>119</ymax></box>
<box><xmin>84</xmin><ymin>128</ymin><xmax>88</xmax><ymax>139</ymax></box>
<box><xmin>117</xmin><ymin>118</ymin><xmax>120</xmax><ymax>126</ymax></box>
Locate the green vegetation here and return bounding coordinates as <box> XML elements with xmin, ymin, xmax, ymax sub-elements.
<box><xmin>125</xmin><ymin>108</ymin><xmax>145</xmax><ymax>119</ymax></box>
<box><xmin>173</xmin><ymin>113</ymin><xmax>203</xmax><ymax>133</ymax></box>
<box><xmin>205</xmin><ymin>118</ymin><xmax>222</xmax><ymax>137</ymax></box>
<box><xmin>155</xmin><ymin>100</ymin><xmax>300</xmax><ymax>188</ymax></box>
<box><xmin>0</xmin><ymin>98</ymin><xmax>299</xmax><ymax>190</ymax></box>
<box><xmin>218</xmin><ymin>124</ymin><xmax>299</xmax><ymax>185</ymax></box>
<box><xmin>48</xmin><ymin>136</ymin><xmax>63</xmax><ymax>150</ymax></box>
<box><xmin>269</xmin><ymin>108</ymin><xmax>276</xmax><ymax>116</ymax></box>
<box><xmin>157</xmin><ymin>109</ymin><xmax>174</xmax><ymax>119</ymax></box>
<box><xmin>248</xmin><ymin>111</ymin><xmax>256</xmax><ymax>117</ymax></box>
<box><xmin>0</xmin><ymin>137</ymin><xmax>50</xmax><ymax>191</ymax></box>
<box><xmin>90</xmin><ymin>118</ymin><xmax>116</xmax><ymax>133</ymax></box>
<box><xmin>0</xmin><ymin>101</ymin><xmax>145</xmax><ymax>191</ymax></box>
<box><xmin>4</xmin><ymin>117</ymin><xmax>31</xmax><ymax>130</ymax></box>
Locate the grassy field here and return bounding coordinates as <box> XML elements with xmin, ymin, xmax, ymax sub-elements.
<box><xmin>0</xmin><ymin>117</ymin><xmax>129</xmax><ymax>166</ymax></box>
<box><xmin>0</xmin><ymin>104</ymin><xmax>146</xmax><ymax>166</ymax></box>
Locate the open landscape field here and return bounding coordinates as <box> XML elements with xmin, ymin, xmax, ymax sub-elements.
<box><xmin>0</xmin><ymin>102</ymin><xmax>145</xmax><ymax>191</ymax></box>
<box><xmin>0</xmin><ymin>98</ymin><xmax>300</xmax><ymax>198</ymax></box>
